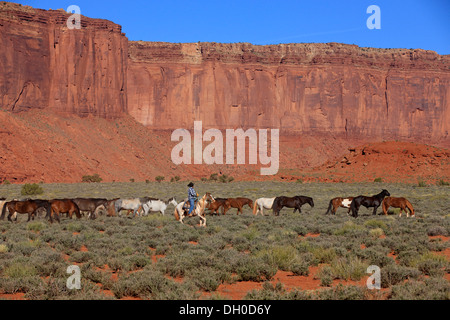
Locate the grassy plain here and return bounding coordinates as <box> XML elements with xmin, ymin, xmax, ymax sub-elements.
<box><xmin>0</xmin><ymin>181</ymin><xmax>448</xmax><ymax>300</ymax></box>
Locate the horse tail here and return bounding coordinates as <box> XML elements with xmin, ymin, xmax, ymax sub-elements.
<box><xmin>1</xmin><ymin>202</ymin><xmax>7</xmax><ymax>220</ymax></box>
<box><xmin>325</xmin><ymin>199</ymin><xmax>333</xmax><ymax>215</ymax></box>
<box><xmin>253</xmin><ymin>199</ymin><xmax>258</xmax><ymax>215</ymax></box>
<box><xmin>174</xmin><ymin>207</ymin><xmax>180</xmax><ymax>221</ymax></box>
<box><xmin>406</xmin><ymin>199</ymin><xmax>415</xmax><ymax>217</ymax></box>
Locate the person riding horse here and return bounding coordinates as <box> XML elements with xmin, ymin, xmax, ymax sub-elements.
<box><xmin>184</xmin><ymin>182</ymin><xmax>198</xmax><ymax>217</ymax></box>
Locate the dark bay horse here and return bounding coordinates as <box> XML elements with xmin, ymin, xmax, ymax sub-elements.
<box><xmin>1</xmin><ymin>200</ymin><xmax>52</xmax><ymax>222</ymax></box>
<box><xmin>223</xmin><ymin>197</ymin><xmax>253</xmax><ymax>215</ymax></box>
<box><xmin>72</xmin><ymin>198</ymin><xmax>108</xmax><ymax>219</ymax></box>
<box><xmin>349</xmin><ymin>189</ymin><xmax>390</xmax><ymax>218</ymax></box>
<box><xmin>272</xmin><ymin>196</ymin><xmax>314</xmax><ymax>216</ymax></box>
<box><xmin>49</xmin><ymin>199</ymin><xmax>81</xmax><ymax>223</ymax></box>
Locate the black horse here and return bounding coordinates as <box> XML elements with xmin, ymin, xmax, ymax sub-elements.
<box><xmin>272</xmin><ymin>196</ymin><xmax>314</xmax><ymax>216</ymax></box>
<box><xmin>349</xmin><ymin>189</ymin><xmax>390</xmax><ymax>218</ymax></box>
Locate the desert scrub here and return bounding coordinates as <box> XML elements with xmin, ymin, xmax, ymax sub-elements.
<box><xmin>26</xmin><ymin>222</ymin><xmax>47</xmax><ymax>232</ymax></box>
<box><xmin>409</xmin><ymin>251</ymin><xmax>448</xmax><ymax>277</ymax></box>
<box><xmin>245</xmin><ymin>281</ymin><xmax>292</xmax><ymax>300</ymax></box>
<box><xmin>333</xmin><ymin>221</ymin><xmax>367</xmax><ymax>237</ymax></box>
<box><xmin>235</xmin><ymin>256</ymin><xmax>277</xmax><ymax>282</ymax></box>
<box><xmin>381</xmin><ymin>264</ymin><xmax>421</xmax><ymax>288</ymax></box>
<box><xmin>3</xmin><ymin>261</ymin><xmax>37</xmax><ymax>278</ymax></box>
<box><xmin>111</xmin><ymin>268</ymin><xmax>198</xmax><ymax>300</ymax></box>
<box><xmin>255</xmin><ymin>245</ymin><xmax>298</xmax><ymax>271</ymax></box>
<box><xmin>389</xmin><ymin>277</ymin><xmax>450</xmax><ymax>300</ymax></box>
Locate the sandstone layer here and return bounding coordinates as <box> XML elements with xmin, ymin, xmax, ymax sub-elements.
<box><xmin>128</xmin><ymin>41</ymin><xmax>450</xmax><ymax>147</ymax></box>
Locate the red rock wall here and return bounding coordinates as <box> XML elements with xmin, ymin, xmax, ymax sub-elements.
<box><xmin>1</xmin><ymin>3</ymin><xmax>449</xmax><ymax>147</ymax></box>
<box><xmin>0</xmin><ymin>2</ymin><xmax>127</xmax><ymax>118</ymax></box>
<box><xmin>127</xmin><ymin>42</ymin><xmax>450</xmax><ymax>146</ymax></box>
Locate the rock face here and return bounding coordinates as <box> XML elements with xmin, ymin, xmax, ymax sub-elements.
<box><xmin>128</xmin><ymin>41</ymin><xmax>450</xmax><ymax>146</ymax></box>
<box><xmin>2</xmin><ymin>3</ymin><xmax>449</xmax><ymax>147</ymax></box>
<box><xmin>0</xmin><ymin>2</ymin><xmax>127</xmax><ymax>118</ymax></box>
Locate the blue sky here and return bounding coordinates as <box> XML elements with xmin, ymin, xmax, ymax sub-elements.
<box><xmin>13</xmin><ymin>0</ymin><xmax>450</xmax><ymax>54</ymax></box>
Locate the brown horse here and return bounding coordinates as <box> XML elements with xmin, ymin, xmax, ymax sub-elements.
<box><xmin>206</xmin><ymin>197</ymin><xmax>228</xmax><ymax>215</ymax></box>
<box><xmin>1</xmin><ymin>199</ymin><xmax>52</xmax><ymax>222</ymax></box>
<box><xmin>50</xmin><ymin>199</ymin><xmax>81</xmax><ymax>223</ymax></box>
<box><xmin>325</xmin><ymin>197</ymin><xmax>354</xmax><ymax>215</ymax></box>
<box><xmin>223</xmin><ymin>197</ymin><xmax>253</xmax><ymax>215</ymax></box>
<box><xmin>382</xmin><ymin>196</ymin><xmax>415</xmax><ymax>217</ymax></box>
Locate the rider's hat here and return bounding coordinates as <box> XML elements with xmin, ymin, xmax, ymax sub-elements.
<box><xmin>187</xmin><ymin>182</ymin><xmax>194</xmax><ymax>187</ymax></box>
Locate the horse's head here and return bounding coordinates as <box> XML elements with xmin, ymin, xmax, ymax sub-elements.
<box><xmin>205</xmin><ymin>193</ymin><xmax>215</xmax><ymax>203</ymax></box>
<box><xmin>309</xmin><ymin>198</ymin><xmax>315</xmax><ymax>208</ymax></box>
<box><xmin>167</xmin><ymin>197</ymin><xmax>178</xmax><ymax>206</ymax></box>
<box><xmin>381</xmin><ymin>189</ymin><xmax>390</xmax><ymax>197</ymax></box>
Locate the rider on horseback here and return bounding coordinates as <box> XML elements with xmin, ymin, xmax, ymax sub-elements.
<box><xmin>185</xmin><ymin>182</ymin><xmax>198</xmax><ymax>217</ymax></box>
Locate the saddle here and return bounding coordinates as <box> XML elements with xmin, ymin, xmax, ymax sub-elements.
<box><xmin>182</xmin><ymin>199</ymin><xmax>197</xmax><ymax>216</ymax></box>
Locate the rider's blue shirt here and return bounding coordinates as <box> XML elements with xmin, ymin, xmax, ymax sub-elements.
<box><xmin>188</xmin><ymin>187</ymin><xmax>196</xmax><ymax>200</ymax></box>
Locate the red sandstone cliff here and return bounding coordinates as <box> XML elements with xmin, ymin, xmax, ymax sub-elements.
<box><xmin>0</xmin><ymin>2</ymin><xmax>127</xmax><ymax>118</ymax></box>
<box><xmin>128</xmin><ymin>41</ymin><xmax>450</xmax><ymax>147</ymax></box>
<box><xmin>0</xmin><ymin>3</ymin><xmax>449</xmax><ymax>184</ymax></box>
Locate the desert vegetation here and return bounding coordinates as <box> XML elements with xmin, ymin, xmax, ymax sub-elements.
<box><xmin>0</xmin><ymin>181</ymin><xmax>448</xmax><ymax>300</ymax></box>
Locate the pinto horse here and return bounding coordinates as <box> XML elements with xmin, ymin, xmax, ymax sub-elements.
<box><xmin>223</xmin><ymin>197</ymin><xmax>254</xmax><ymax>215</ymax></box>
<box><xmin>382</xmin><ymin>196</ymin><xmax>415</xmax><ymax>217</ymax></box>
<box><xmin>253</xmin><ymin>198</ymin><xmax>275</xmax><ymax>216</ymax></box>
<box><xmin>325</xmin><ymin>197</ymin><xmax>354</xmax><ymax>215</ymax></box>
<box><xmin>206</xmin><ymin>197</ymin><xmax>228</xmax><ymax>215</ymax></box>
<box><xmin>50</xmin><ymin>199</ymin><xmax>82</xmax><ymax>223</ymax></box>
<box><xmin>272</xmin><ymin>196</ymin><xmax>314</xmax><ymax>216</ymax></box>
<box><xmin>349</xmin><ymin>189</ymin><xmax>390</xmax><ymax>218</ymax></box>
<box><xmin>1</xmin><ymin>199</ymin><xmax>52</xmax><ymax>222</ymax></box>
<box><xmin>174</xmin><ymin>193</ymin><xmax>214</xmax><ymax>227</ymax></box>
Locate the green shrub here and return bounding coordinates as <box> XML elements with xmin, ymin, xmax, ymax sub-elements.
<box><xmin>381</xmin><ymin>264</ymin><xmax>421</xmax><ymax>288</ymax></box>
<box><xmin>21</xmin><ymin>183</ymin><xmax>44</xmax><ymax>196</ymax></box>
<box><xmin>4</xmin><ymin>262</ymin><xmax>37</xmax><ymax>278</ymax></box>
<box><xmin>256</xmin><ymin>246</ymin><xmax>297</xmax><ymax>271</ymax></box>
<box><xmin>219</xmin><ymin>174</ymin><xmax>234</xmax><ymax>183</ymax></box>
<box><xmin>374</xmin><ymin>177</ymin><xmax>383</xmax><ymax>183</ymax></box>
<box><xmin>82</xmin><ymin>174</ymin><xmax>102</xmax><ymax>183</ymax></box>
<box><xmin>417</xmin><ymin>179</ymin><xmax>427</xmax><ymax>187</ymax></box>
<box><xmin>209</xmin><ymin>173</ymin><xmax>219</xmax><ymax>181</ymax></box>
<box><xmin>390</xmin><ymin>278</ymin><xmax>450</xmax><ymax>300</ymax></box>
<box><xmin>155</xmin><ymin>176</ymin><xmax>165</xmax><ymax>183</ymax></box>
<box><xmin>27</xmin><ymin>222</ymin><xmax>46</xmax><ymax>232</ymax></box>
<box><xmin>437</xmin><ymin>179</ymin><xmax>449</xmax><ymax>186</ymax></box>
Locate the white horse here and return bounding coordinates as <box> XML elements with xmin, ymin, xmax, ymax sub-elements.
<box><xmin>115</xmin><ymin>198</ymin><xmax>143</xmax><ymax>217</ymax></box>
<box><xmin>174</xmin><ymin>193</ymin><xmax>214</xmax><ymax>227</ymax></box>
<box><xmin>253</xmin><ymin>197</ymin><xmax>275</xmax><ymax>216</ymax></box>
<box><xmin>142</xmin><ymin>197</ymin><xmax>177</xmax><ymax>216</ymax></box>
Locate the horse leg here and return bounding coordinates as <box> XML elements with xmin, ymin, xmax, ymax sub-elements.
<box><xmin>372</xmin><ymin>205</ymin><xmax>379</xmax><ymax>215</ymax></box>
<box><xmin>199</xmin><ymin>214</ymin><xmax>206</xmax><ymax>227</ymax></box>
<box><xmin>382</xmin><ymin>202</ymin><xmax>389</xmax><ymax>216</ymax></box>
<box><xmin>7</xmin><ymin>210</ymin><xmax>13</xmax><ymax>222</ymax></box>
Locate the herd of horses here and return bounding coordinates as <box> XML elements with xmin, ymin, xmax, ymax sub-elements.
<box><xmin>0</xmin><ymin>189</ymin><xmax>415</xmax><ymax>227</ymax></box>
